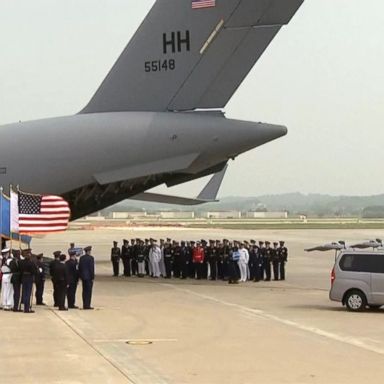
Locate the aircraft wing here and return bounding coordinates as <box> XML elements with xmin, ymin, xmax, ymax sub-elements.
<box><xmin>130</xmin><ymin>165</ymin><xmax>227</xmax><ymax>205</ymax></box>
<box><xmin>82</xmin><ymin>0</ymin><xmax>304</xmax><ymax>113</ymax></box>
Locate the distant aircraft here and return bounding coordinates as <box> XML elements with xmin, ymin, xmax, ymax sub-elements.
<box><xmin>0</xmin><ymin>0</ymin><xmax>304</xmax><ymax>220</ymax></box>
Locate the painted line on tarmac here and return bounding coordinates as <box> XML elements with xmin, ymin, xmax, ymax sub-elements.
<box><xmin>163</xmin><ymin>284</ymin><xmax>384</xmax><ymax>356</ymax></box>
<box><xmin>94</xmin><ymin>338</ymin><xmax>178</xmax><ymax>343</ymax></box>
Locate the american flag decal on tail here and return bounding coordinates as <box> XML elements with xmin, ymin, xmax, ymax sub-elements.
<box><xmin>192</xmin><ymin>0</ymin><xmax>216</xmax><ymax>9</ymax></box>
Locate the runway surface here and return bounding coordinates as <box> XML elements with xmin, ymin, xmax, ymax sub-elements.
<box><xmin>1</xmin><ymin>228</ymin><xmax>384</xmax><ymax>383</ymax></box>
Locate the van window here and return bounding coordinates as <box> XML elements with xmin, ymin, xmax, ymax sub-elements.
<box><xmin>339</xmin><ymin>254</ymin><xmax>384</xmax><ymax>273</ymax></box>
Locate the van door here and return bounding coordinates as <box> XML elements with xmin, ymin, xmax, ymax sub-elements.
<box><xmin>370</xmin><ymin>255</ymin><xmax>384</xmax><ymax>304</ymax></box>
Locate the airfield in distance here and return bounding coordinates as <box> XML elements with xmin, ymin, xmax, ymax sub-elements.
<box><xmin>1</xmin><ymin>226</ymin><xmax>383</xmax><ymax>384</ymax></box>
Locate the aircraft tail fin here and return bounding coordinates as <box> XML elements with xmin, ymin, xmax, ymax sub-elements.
<box><xmin>81</xmin><ymin>0</ymin><xmax>304</xmax><ymax>114</ymax></box>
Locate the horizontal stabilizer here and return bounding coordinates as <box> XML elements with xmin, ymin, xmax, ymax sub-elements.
<box><xmin>130</xmin><ymin>165</ymin><xmax>227</xmax><ymax>205</ymax></box>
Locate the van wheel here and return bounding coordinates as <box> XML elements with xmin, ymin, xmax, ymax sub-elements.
<box><xmin>345</xmin><ymin>290</ymin><xmax>367</xmax><ymax>312</ymax></box>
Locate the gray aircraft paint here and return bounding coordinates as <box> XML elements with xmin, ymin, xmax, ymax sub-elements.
<box><xmin>0</xmin><ymin>0</ymin><xmax>303</xmax><ymax>219</ymax></box>
<box><xmin>82</xmin><ymin>0</ymin><xmax>304</xmax><ymax>113</ymax></box>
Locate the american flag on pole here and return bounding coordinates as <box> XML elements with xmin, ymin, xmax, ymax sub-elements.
<box><xmin>18</xmin><ymin>191</ymin><xmax>70</xmax><ymax>233</ymax></box>
<box><xmin>192</xmin><ymin>0</ymin><xmax>216</xmax><ymax>9</ymax></box>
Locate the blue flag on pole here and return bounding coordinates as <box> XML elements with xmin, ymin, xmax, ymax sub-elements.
<box><xmin>0</xmin><ymin>191</ymin><xmax>31</xmax><ymax>244</ymax></box>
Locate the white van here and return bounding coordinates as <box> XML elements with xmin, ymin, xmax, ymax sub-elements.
<box><xmin>329</xmin><ymin>250</ymin><xmax>384</xmax><ymax>311</ymax></box>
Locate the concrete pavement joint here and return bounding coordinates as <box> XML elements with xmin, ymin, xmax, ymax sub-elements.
<box><xmin>163</xmin><ymin>284</ymin><xmax>384</xmax><ymax>356</ymax></box>
<box><xmin>49</xmin><ymin>308</ymin><xmax>138</xmax><ymax>384</ymax></box>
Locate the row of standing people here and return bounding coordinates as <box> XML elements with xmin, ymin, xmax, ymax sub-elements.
<box><xmin>49</xmin><ymin>245</ymin><xmax>95</xmax><ymax>311</ymax></box>
<box><xmin>110</xmin><ymin>238</ymin><xmax>288</xmax><ymax>283</ymax></box>
<box><xmin>0</xmin><ymin>244</ymin><xmax>95</xmax><ymax>312</ymax></box>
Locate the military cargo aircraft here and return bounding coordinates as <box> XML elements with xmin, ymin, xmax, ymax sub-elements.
<box><xmin>0</xmin><ymin>0</ymin><xmax>304</xmax><ymax>220</ymax></box>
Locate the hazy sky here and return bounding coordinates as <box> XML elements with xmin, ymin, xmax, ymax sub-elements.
<box><xmin>0</xmin><ymin>0</ymin><xmax>383</xmax><ymax>198</ymax></box>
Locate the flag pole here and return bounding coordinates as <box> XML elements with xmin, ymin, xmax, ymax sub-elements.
<box><xmin>9</xmin><ymin>184</ymin><xmax>13</xmax><ymax>252</ymax></box>
<box><xmin>16</xmin><ymin>185</ymin><xmax>22</xmax><ymax>251</ymax></box>
<box><xmin>0</xmin><ymin>186</ymin><xmax>3</xmax><ymax>249</ymax></box>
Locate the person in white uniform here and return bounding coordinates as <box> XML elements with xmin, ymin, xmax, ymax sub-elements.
<box><xmin>238</xmin><ymin>243</ymin><xmax>249</xmax><ymax>282</ymax></box>
<box><xmin>1</xmin><ymin>248</ymin><xmax>14</xmax><ymax>310</ymax></box>
<box><xmin>159</xmin><ymin>239</ymin><xmax>166</xmax><ymax>277</ymax></box>
<box><xmin>149</xmin><ymin>239</ymin><xmax>161</xmax><ymax>278</ymax></box>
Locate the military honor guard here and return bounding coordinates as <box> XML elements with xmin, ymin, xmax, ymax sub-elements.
<box><xmin>53</xmin><ymin>254</ymin><xmax>69</xmax><ymax>311</ymax></box>
<box><xmin>1</xmin><ymin>248</ymin><xmax>14</xmax><ymax>310</ymax></box>
<box><xmin>49</xmin><ymin>251</ymin><xmax>61</xmax><ymax>307</ymax></box>
<box><xmin>78</xmin><ymin>246</ymin><xmax>95</xmax><ymax>310</ymax></box>
<box><xmin>271</xmin><ymin>242</ymin><xmax>280</xmax><ymax>280</ymax></box>
<box><xmin>19</xmin><ymin>249</ymin><xmax>37</xmax><ymax>313</ymax></box>
<box><xmin>66</xmin><ymin>250</ymin><xmax>79</xmax><ymax>308</ymax></box>
<box><xmin>163</xmin><ymin>241</ymin><xmax>173</xmax><ymax>278</ymax></box>
<box><xmin>121</xmin><ymin>239</ymin><xmax>131</xmax><ymax>277</ymax></box>
<box><xmin>278</xmin><ymin>241</ymin><xmax>288</xmax><ymax>280</ymax></box>
<box><xmin>238</xmin><ymin>242</ymin><xmax>249</xmax><ymax>282</ymax></box>
<box><xmin>264</xmin><ymin>241</ymin><xmax>272</xmax><ymax>281</ymax></box>
<box><xmin>149</xmin><ymin>239</ymin><xmax>161</xmax><ymax>278</ymax></box>
<box><xmin>136</xmin><ymin>240</ymin><xmax>146</xmax><ymax>277</ymax></box>
<box><xmin>111</xmin><ymin>241</ymin><xmax>121</xmax><ymax>277</ymax></box>
<box><xmin>35</xmin><ymin>253</ymin><xmax>46</xmax><ymax>305</ymax></box>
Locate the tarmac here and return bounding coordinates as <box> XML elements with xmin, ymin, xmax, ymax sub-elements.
<box><xmin>1</xmin><ymin>228</ymin><xmax>384</xmax><ymax>384</ymax></box>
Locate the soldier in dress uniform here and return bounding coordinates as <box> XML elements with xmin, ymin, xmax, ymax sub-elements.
<box><xmin>19</xmin><ymin>249</ymin><xmax>37</xmax><ymax>313</ymax></box>
<box><xmin>149</xmin><ymin>239</ymin><xmax>162</xmax><ymax>278</ymax></box>
<box><xmin>136</xmin><ymin>240</ymin><xmax>146</xmax><ymax>277</ymax></box>
<box><xmin>159</xmin><ymin>239</ymin><xmax>166</xmax><ymax>277</ymax></box>
<box><xmin>264</xmin><ymin>241</ymin><xmax>272</xmax><ymax>281</ymax></box>
<box><xmin>66</xmin><ymin>250</ymin><xmax>79</xmax><ymax>308</ymax></box>
<box><xmin>111</xmin><ymin>241</ymin><xmax>121</xmax><ymax>277</ymax></box>
<box><xmin>163</xmin><ymin>240</ymin><xmax>173</xmax><ymax>278</ymax></box>
<box><xmin>206</xmin><ymin>240</ymin><xmax>218</xmax><ymax>280</ymax></box>
<box><xmin>248</xmin><ymin>240</ymin><xmax>257</xmax><ymax>281</ymax></box>
<box><xmin>144</xmin><ymin>239</ymin><xmax>151</xmax><ymax>276</ymax></box>
<box><xmin>179</xmin><ymin>241</ymin><xmax>190</xmax><ymax>279</ymax></box>
<box><xmin>10</xmin><ymin>250</ymin><xmax>22</xmax><ymax>312</ymax></box>
<box><xmin>130</xmin><ymin>239</ymin><xmax>138</xmax><ymax>276</ymax></box>
<box><xmin>215</xmin><ymin>240</ymin><xmax>223</xmax><ymax>279</ymax></box>
<box><xmin>253</xmin><ymin>241</ymin><xmax>263</xmax><ymax>282</ymax></box>
<box><xmin>228</xmin><ymin>245</ymin><xmax>240</xmax><ymax>284</ymax></box>
<box><xmin>172</xmin><ymin>241</ymin><xmax>181</xmax><ymax>278</ymax></box>
<box><xmin>49</xmin><ymin>251</ymin><xmax>61</xmax><ymax>307</ymax></box>
<box><xmin>258</xmin><ymin>241</ymin><xmax>266</xmax><ymax>280</ymax></box>
<box><xmin>271</xmin><ymin>242</ymin><xmax>280</xmax><ymax>280</ymax></box>
<box><xmin>192</xmin><ymin>241</ymin><xmax>205</xmax><ymax>280</ymax></box>
<box><xmin>34</xmin><ymin>253</ymin><xmax>46</xmax><ymax>305</ymax></box>
<box><xmin>1</xmin><ymin>248</ymin><xmax>14</xmax><ymax>310</ymax></box>
<box><xmin>221</xmin><ymin>239</ymin><xmax>230</xmax><ymax>280</ymax></box>
<box><xmin>201</xmin><ymin>240</ymin><xmax>208</xmax><ymax>279</ymax></box>
<box><xmin>78</xmin><ymin>246</ymin><xmax>95</xmax><ymax>310</ymax></box>
<box><xmin>121</xmin><ymin>239</ymin><xmax>131</xmax><ymax>277</ymax></box>
<box><xmin>53</xmin><ymin>254</ymin><xmax>69</xmax><ymax>311</ymax></box>
<box><xmin>278</xmin><ymin>241</ymin><xmax>288</xmax><ymax>280</ymax></box>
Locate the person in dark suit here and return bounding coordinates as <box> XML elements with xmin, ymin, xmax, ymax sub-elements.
<box><xmin>34</xmin><ymin>253</ymin><xmax>46</xmax><ymax>305</ymax></box>
<box><xmin>49</xmin><ymin>251</ymin><xmax>61</xmax><ymax>307</ymax></box>
<box><xmin>65</xmin><ymin>250</ymin><xmax>79</xmax><ymax>308</ymax></box>
<box><xmin>53</xmin><ymin>254</ymin><xmax>69</xmax><ymax>311</ymax></box>
<box><xmin>78</xmin><ymin>246</ymin><xmax>95</xmax><ymax>310</ymax></box>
